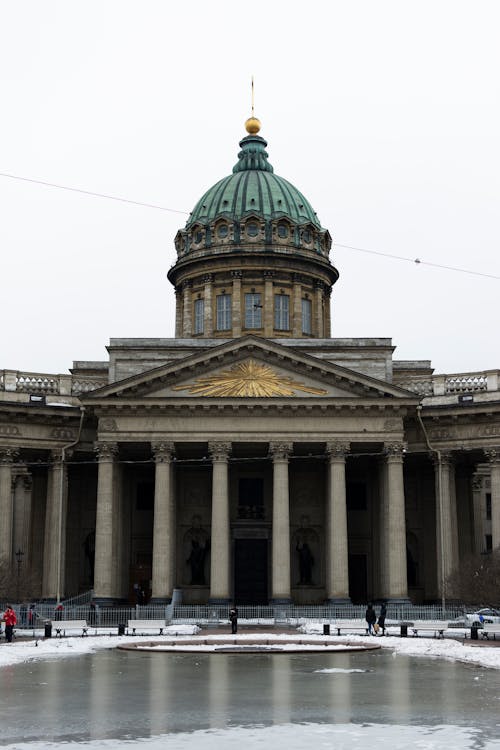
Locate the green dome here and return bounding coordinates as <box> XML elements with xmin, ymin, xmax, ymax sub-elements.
<box><xmin>186</xmin><ymin>134</ymin><xmax>322</xmax><ymax>229</ymax></box>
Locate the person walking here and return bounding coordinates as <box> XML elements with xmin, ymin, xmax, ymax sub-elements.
<box><xmin>229</xmin><ymin>605</ymin><xmax>238</xmax><ymax>634</ymax></box>
<box><xmin>3</xmin><ymin>605</ymin><xmax>17</xmax><ymax>643</ymax></box>
<box><xmin>365</xmin><ymin>602</ymin><xmax>376</xmax><ymax>635</ymax></box>
<box><xmin>377</xmin><ymin>602</ymin><xmax>387</xmax><ymax>636</ymax></box>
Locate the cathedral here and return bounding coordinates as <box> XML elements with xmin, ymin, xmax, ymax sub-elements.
<box><xmin>1</xmin><ymin>114</ymin><xmax>498</xmax><ymax>606</ymax></box>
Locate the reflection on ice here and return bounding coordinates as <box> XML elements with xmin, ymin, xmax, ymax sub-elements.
<box><xmin>3</xmin><ymin>722</ymin><xmax>499</xmax><ymax>750</ymax></box>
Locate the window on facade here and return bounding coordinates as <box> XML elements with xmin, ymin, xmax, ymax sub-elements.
<box><xmin>278</xmin><ymin>223</ymin><xmax>289</xmax><ymax>238</ymax></box>
<box><xmin>346</xmin><ymin>482</ymin><xmax>367</xmax><ymax>511</ymax></box>
<box><xmin>245</xmin><ymin>293</ymin><xmax>262</xmax><ymax>328</ymax></box>
<box><xmin>485</xmin><ymin>534</ymin><xmax>492</xmax><ymax>552</ymax></box>
<box><xmin>247</xmin><ymin>222</ymin><xmax>259</xmax><ymax>237</ymax></box>
<box><xmin>195</xmin><ymin>230</ymin><xmax>203</xmax><ymax>244</ymax></box>
<box><xmin>136</xmin><ymin>482</ymin><xmax>154</xmax><ymax>511</ymax></box>
<box><xmin>216</xmin><ymin>294</ymin><xmax>232</xmax><ymax>331</ymax></box>
<box><xmin>238</xmin><ymin>477</ymin><xmax>264</xmax><ymax>519</ymax></box>
<box><xmin>302</xmin><ymin>229</ymin><xmax>312</xmax><ymax>243</ymax></box>
<box><xmin>194</xmin><ymin>298</ymin><xmax>204</xmax><ymax>334</ymax></box>
<box><xmin>217</xmin><ymin>224</ymin><xmax>228</xmax><ymax>238</ymax></box>
<box><xmin>302</xmin><ymin>298</ymin><xmax>312</xmax><ymax>334</ymax></box>
<box><xmin>274</xmin><ymin>294</ymin><xmax>289</xmax><ymax>330</ymax></box>
<box><xmin>486</xmin><ymin>492</ymin><xmax>492</xmax><ymax>520</ymax></box>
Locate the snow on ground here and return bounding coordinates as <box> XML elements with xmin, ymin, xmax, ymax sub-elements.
<box><xmin>1</xmin><ymin>623</ymin><xmax>500</xmax><ymax>670</ymax></box>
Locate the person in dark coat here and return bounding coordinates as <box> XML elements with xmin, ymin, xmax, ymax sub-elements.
<box><xmin>377</xmin><ymin>602</ymin><xmax>387</xmax><ymax>635</ymax></box>
<box><xmin>229</xmin><ymin>605</ymin><xmax>238</xmax><ymax>634</ymax></box>
<box><xmin>365</xmin><ymin>603</ymin><xmax>376</xmax><ymax>635</ymax></box>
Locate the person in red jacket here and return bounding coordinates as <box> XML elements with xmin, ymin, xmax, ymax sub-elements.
<box><xmin>3</xmin><ymin>605</ymin><xmax>17</xmax><ymax>643</ymax></box>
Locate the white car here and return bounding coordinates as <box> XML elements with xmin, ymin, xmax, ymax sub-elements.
<box><xmin>464</xmin><ymin>608</ymin><xmax>500</xmax><ymax>626</ymax></box>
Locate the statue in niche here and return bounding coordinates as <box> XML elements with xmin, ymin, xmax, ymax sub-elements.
<box><xmin>296</xmin><ymin>541</ymin><xmax>315</xmax><ymax>585</ymax></box>
<box><xmin>187</xmin><ymin>538</ymin><xmax>210</xmax><ymax>585</ymax></box>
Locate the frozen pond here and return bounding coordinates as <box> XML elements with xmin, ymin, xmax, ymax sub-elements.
<box><xmin>2</xmin><ymin>648</ymin><xmax>500</xmax><ymax>749</ymax></box>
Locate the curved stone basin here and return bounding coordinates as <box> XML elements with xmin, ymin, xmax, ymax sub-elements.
<box><xmin>118</xmin><ymin>636</ymin><xmax>381</xmax><ymax>654</ymax></box>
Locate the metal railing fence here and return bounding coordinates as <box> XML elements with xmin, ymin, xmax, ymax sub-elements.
<box><xmin>10</xmin><ymin>602</ymin><xmax>466</xmax><ymax>628</ymax></box>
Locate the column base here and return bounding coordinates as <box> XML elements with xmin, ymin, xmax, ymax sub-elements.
<box><xmin>92</xmin><ymin>597</ymin><xmax>127</xmax><ymax>607</ymax></box>
<box><xmin>326</xmin><ymin>597</ymin><xmax>352</xmax><ymax>605</ymax></box>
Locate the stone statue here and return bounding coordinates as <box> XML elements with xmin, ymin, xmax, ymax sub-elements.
<box><xmin>296</xmin><ymin>541</ymin><xmax>314</xmax><ymax>585</ymax></box>
<box><xmin>187</xmin><ymin>538</ymin><xmax>210</xmax><ymax>585</ymax></box>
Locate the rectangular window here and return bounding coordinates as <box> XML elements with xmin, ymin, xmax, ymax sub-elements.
<box><xmin>194</xmin><ymin>298</ymin><xmax>204</xmax><ymax>334</ymax></box>
<box><xmin>216</xmin><ymin>294</ymin><xmax>232</xmax><ymax>331</ymax></box>
<box><xmin>274</xmin><ymin>294</ymin><xmax>289</xmax><ymax>330</ymax></box>
<box><xmin>486</xmin><ymin>492</ymin><xmax>492</xmax><ymax>521</ymax></box>
<box><xmin>485</xmin><ymin>534</ymin><xmax>492</xmax><ymax>552</ymax></box>
<box><xmin>301</xmin><ymin>298</ymin><xmax>312</xmax><ymax>334</ymax></box>
<box><xmin>244</xmin><ymin>293</ymin><xmax>262</xmax><ymax>328</ymax></box>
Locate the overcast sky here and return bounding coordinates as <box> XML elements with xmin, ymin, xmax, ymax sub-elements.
<box><xmin>1</xmin><ymin>1</ymin><xmax>498</xmax><ymax>377</ymax></box>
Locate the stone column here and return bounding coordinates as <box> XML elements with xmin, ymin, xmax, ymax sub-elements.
<box><xmin>314</xmin><ymin>281</ymin><xmax>324</xmax><ymax>338</ymax></box>
<box><xmin>231</xmin><ymin>271</ymin><xmax>242</xmax><ymax>336</ymax></box>
<box><xmin>382</xmin><ymin>443</ymin><xmax>409</xmax><ymax>601</ymax></box>
<box><xmin>485</xmin><ymin>448</ymin><xmax>500</xmax><ymax>550</ymax></box>
<box><xmin>325</xmin><ymin>442</ymin><xmax>350</xmax><ymax>602</ymax></box>
<box><xmin>471</xmin><ymin>475</ymin><xmax>483</xmax><ymax>555</ymax></box>
<box><xmin>434</xmin><ymin>452</ymin><xmax>459</xmax><ymax>592</ymax></box>
<box><xmin>151</xmin><ymin>442</ymin><xmax>175</xmax><ymax>604</ymax></box>
<box><xmin>292</xmin><ymin>275</ymin><xmax>302</xmax><ymax>337</ymax></box>
<box><xmin>270</xmin><ymin>442</ymin><xmax>292</xmax><ymax>603</ymax></box>
<box><xmin>42</xmin><ymin>450</ymin><xmax>68</xmax><ymax>600</ymax></box>
<box><xmin>324</xmin><ymin>288</ymin><xmax>332</xmax><ymax>337</ymax></box>
<box><xmin>264</xmin><ymin>271</ymin><xmax>274</xmax><ymax>337</ymax></box>
<box><xmin>94</xmin><ymin>442</ymin><xmax>119</xmax><ymax>603</ymax></box>
<box><xmin>174</xmin><ymin>287</ymin><xmax>183</xmax><ymax>338</ymax></box>
<box><xmin>0</xmin><ymin>449</ymin><xmax>18</xmax><ymax>571</ymax></box>
<box><xmin>182</xmin><ymin>280</ymin><xmax>192</xmax><ymax>337</ymax></box>
<box><xmin>203</xmin><ymin>274</ymin><xmax>213</xmax><ymax>336</ymax></box>
<box><xmin>209</xmin><ymin>442</ymin><xmax>231</xmax><ymax>603</ymax></box>
<box><xmin>13</xmin><ymin>470</ymin><xmax>32</xmax><ymax>566</ymax></box>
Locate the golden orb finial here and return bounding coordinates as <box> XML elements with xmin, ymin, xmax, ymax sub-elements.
<box><xmin>245</xmin><ymin>116</ymin><xmax>261</xmax><ymax>134</ymax></box>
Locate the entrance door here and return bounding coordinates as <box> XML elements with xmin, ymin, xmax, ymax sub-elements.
<box><xmin>234</xmin><ymin>539</ymin><xmax>268</xmax><ymax>605</ymax></box>
<box><xmin>348</xmin><ymin>554</ymin><xmax>368</xmax><ymax>604</ymax></box>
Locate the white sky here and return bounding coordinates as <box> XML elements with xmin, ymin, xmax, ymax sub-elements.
<box><xmin>1</xmin><ymin>0</ymin><xmax>499</xmax><ymax>376</ymax></box>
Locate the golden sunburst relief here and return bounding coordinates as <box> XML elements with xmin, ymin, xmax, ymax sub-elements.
<box><xmin>172</xmin><ymin>359</ymin><xmax>328</xmax><ymax>397</ymax></box>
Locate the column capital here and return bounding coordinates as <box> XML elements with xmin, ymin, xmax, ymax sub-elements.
<box><xmin>208</xmin><ymin>442</ymin><xmax>231</xmax><ymax>461</ymax></box>
<box><xmin>433</xmin><ymin>450</ymin><xmax>456</xmax><ymax>467</ymax></box>
<box><xmin>231</xmin><ymin>270</ymin><xmax>243</xmax><ymax>279</ymax></box>
<box><xmin>151</xmin><ymin>442</ymin><xmax>175</xmax><ymax>462</ymax></box>
<box><xmin>326</xmin><ymin>442</ymin><xmax>350</xmax><ymax>459</ymax></box>
<box><xmin>182</xmin><ymin>279</ymin><xmax>193</xmax><ymax>290</ymax></box>
<box><xmin>0</xmin><ymin>448</ymin><xmax>19</xmax><ymax>465</ymax></box>
<box><xmin>203</xmin><ymin>273</ymin><xmax>214</xmax><ymax>284</ymax></box>
<box><xmin>263</xmin><ymin>270</ymin><xmax>274</xmax><ymax>279</ymax></box>
<box><xmin>485</xmin><ymin>447</ymin><xmax>500</xmax><ymax>465</ymax></box>
<box><xmin>384</xmin><ymin>442</ymin><xmax>406</xmax><ymax>460</ymax></box>
<box><xmin>269</xmin><ymin>442</ymin><xmax>293</xmax><ymax>461</ymax></box>
<box><xmin>95</xmin><ymin>442</ymin><xmax>118</xmax><ymax>461</ymax></box>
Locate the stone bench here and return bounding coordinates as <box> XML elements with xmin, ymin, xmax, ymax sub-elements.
<box><xmin>53</xmin><ymin>620</ymin><xmax>89</xmax><ymax>637</ymax></box>
<box><xmin>332</xmin><ymin>620</ymin><xmax>369</xmax><ymax>636</ymax></box>
<box><xmin>127</xmin><ymin>619</ymin><xmax>166</xmax><ymax>635</ymax></box>
<box><xmin>410</xmin><ymin>620</ymin><xmax>448</xmax><ymax>638</ymax></box>
<box><xmin>480</xmin><ymin>623</ymin><xmax>500</xmax><ymax>640</ymax></box>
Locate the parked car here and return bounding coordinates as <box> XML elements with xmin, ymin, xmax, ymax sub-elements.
<box><xmin>464</xmin><ymin>608</ymin><xmax>500</xmax><ymax>627</ymax></box>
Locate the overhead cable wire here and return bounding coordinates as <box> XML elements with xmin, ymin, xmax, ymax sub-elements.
<box><xmin>335</xmin><ymin>243</ymin><xmax>500</xmax><ymax>281</ymax></box>
<box><xmin>1</xmin><ymin>171</ymin><xmax>498</xmax><ymax>280</ymax></box>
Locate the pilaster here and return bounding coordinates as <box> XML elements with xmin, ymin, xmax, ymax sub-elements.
<box><xmin>231</xmin><ymin>271</ymin><xmax>242</xmax><ymax>337</ymax></box>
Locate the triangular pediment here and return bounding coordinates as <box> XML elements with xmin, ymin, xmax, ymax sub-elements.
<box><xmin>82</xmin><ymin>336</ymin><xmax>417</xmax><ymax>402</ymax></box>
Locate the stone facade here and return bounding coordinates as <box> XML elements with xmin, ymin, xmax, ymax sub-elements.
<box><xmin>0</xmin><ymin>122</ymin><xmax>499</xmax><ymax>605</ymax></box>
